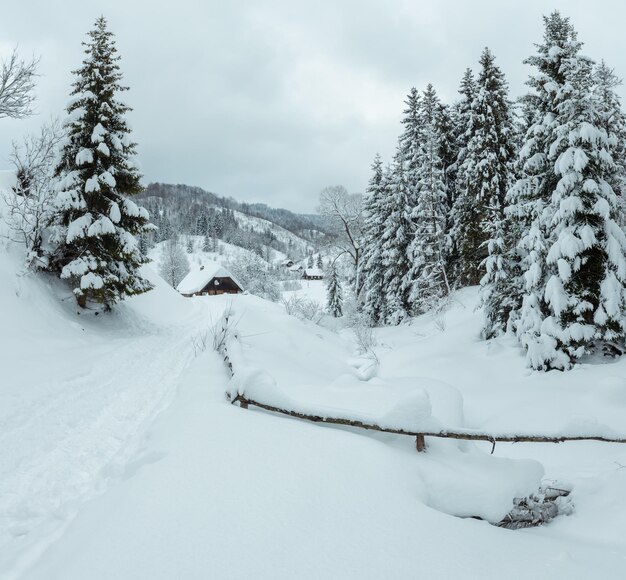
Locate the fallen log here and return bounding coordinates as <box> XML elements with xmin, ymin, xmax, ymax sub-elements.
<box><xmin>229</xmin><ymin>393</ymin><xmax>626</xmax><ymax>454</ymax></box>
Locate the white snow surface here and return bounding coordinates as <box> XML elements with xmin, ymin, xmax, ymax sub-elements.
<box><xmin>1</xmin><ymin>206</ymin><xmax>626</xmax><ymax>579</ymax></box>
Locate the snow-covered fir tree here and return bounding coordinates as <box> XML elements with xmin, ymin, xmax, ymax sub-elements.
<box><xmin>407</xmin><ymin>85</ymin><xmax>450</xmax><ymax>313</ymax></box>
<box><xmin>46</xmin><ymin>16</ymin><xmax>152</xmax><ymax>308</ymax></box>
<box><xmin>447</xmin><ymin>69</ymin><xmax>476</xmax><ymax>285</ymax></box>
<box><xmin>452</xmin><ymin>69</ymin><xmax>476</xmax><ymax>177</ymax></box>
<box><xmin>453</xmin><ymin>49</ymin><xmax>516</xmax><ymax>289</ymax></box>
<box><xmin>360</xmin><ymin>154</ymin><xmax>389</xmax><ymax>324</ymax></box>
<box><xmin>510</xmin><ymin>12</ymin><xmax>626</xmax><ymax>369</ymax></box>
<box><xmin>593</xmin><ymin>61</ymin><xmax>626</xmax><ymax>223</ymax></box>
<box><xmin>325</xmin><ymin>262</ymin><xmax>343</xmax><ymax>317</ymax></box>
<box><xmin>434</xmin><ymin>101</ymin><xmax>458</xmax><ymax>207</ymax></box>
<box><xmin>398</xmin><ymin>87</ymin><xmax>422</xmax><ymax>203</ymax></box>
<box><xmin>380</xmin><ymin>155</ymin><xmax>413</xmax><ymax>324</ymax></box>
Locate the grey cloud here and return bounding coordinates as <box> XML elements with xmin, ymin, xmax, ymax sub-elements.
<box><xmin>1</xmin><ymin>0</ymin><xmax>625</xmax><ymax>212</ymax></box>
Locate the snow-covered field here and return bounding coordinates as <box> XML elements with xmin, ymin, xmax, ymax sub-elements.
<box><xmin>2</xmin><ymin>234</ymin><xmax>626</xmax><ymax>578</ymax></box>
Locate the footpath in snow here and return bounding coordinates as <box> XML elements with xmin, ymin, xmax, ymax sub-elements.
<box><xmin>5</xmin><ymin>276</ymin><xmax>626</xmax><ymax>579</ymax></box>
<box><xmin>0</xmin><ymin>248</ymin><xmax>224</xmax><ymax>578</ymax></box>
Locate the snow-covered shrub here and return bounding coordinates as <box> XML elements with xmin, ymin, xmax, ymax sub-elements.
<box><xmin>281</xmin><ymin>280</ymin><xmax>302</xmax><ymax>292</ymax></box>
<box><xmin>432</xmin><ymin>295</ymin><xmax>454</xmax><ymax>332</ymax></box>
<box><xmin>225</xmin><ymin>252</ymin><xmax>280</xmax><ymax>302</ymax></box>
<box><xmin>209</xmin><ymin>305</ymin><xmax>237</xmax><ymax>356</ymax></box>
<box><xmin>497</xmin><ymin>485</ymin><xmax>573</xmax><ymax>529</ymax></box>
<box><xmin>341</xmin><ymin>290</ymin><xmax>378</xmax><ymax>356</ymax></box>
<box><xmin>2</xmin><ymin>119</ymin><xmax>63</xmax><ymax>269</ymax></box>
<box><xmin>352</xmin><ymin>320</ymin><xmax>377</xmax><ymax>357</ymax></box>
<box><xmin>191</xmin><ymin>330</ymin><xmax>208</xmax><ymax>357</ymax></box>
<box><xmin>281</xmin><ymin>295</ymin><xmax>324</xmax><ymax>324</ymax></box>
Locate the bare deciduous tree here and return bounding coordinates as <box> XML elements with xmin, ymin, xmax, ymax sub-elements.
<box><xmin>158</xmin><ymin>238</ymin><xmax>190</xmax><ymax>288</ymax></box>
<box><xmin>317</xmin><ymin>185</ymin><xmax>364</xmax><ymax>292</ymax></box>
<box><xmin>2</xmin><ymin>119</ymin><xmax>62</xmax><ymax>268</ymax></box>
<box><xmin>0</xmin><ymin>48</ymin><xmax>38</xmax><ymax>119</ymax></box>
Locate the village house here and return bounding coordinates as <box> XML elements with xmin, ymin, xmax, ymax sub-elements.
<box><xmin>302</xmin><ymin>268</ymin><xmax>323</xmax><ymax>281</ymax></box>
<box><xmin>177</xmin><ymin>263</ymin><xmax>244</xmax><ymax>297</ymax></box>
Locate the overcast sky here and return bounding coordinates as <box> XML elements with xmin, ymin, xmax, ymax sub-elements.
<box><xmin>1</xmin><ymin>0</ymin><xmax>624</xmax><ymax>212</ymax></box>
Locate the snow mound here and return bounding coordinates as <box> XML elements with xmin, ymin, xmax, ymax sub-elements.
<box><xmin>226</xmin><ymin>367</ymin><xmax>289</xmax><ymax>409</ymax></box>
<box><xmin>420</xmin><ymin>449</ymin><xmax>545</xmax><ymax>523</ymax></box>
<box><xmin>379</xmin><ymin>389</ymin><xmax>441</xmax><ymax>432</ymax></box>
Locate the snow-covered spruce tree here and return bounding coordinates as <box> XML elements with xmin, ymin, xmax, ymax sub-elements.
<box><xmin>452</xmin><ymin>69</ymin><xmax>476</xmax><ymax>177</ymax></box>
<box><xmin>158</xmin><ymin>238</ymin><xmax>189</xmax><ymax>288</ymax></box>
<box><xmin>380</xmin><ymin>155</ymin><xmax>413</xmax><ymax>324</ymax></box>
<box><xmin>507</xmin><ymin>12</ymin><xmax>581</xmax><ymax>368</ymax></box>
<box><xmin>407</xmin><ymin>85</ymin><xmax>450</xmax><ymax>314</ymax></box>
<box><xmin>511</xmin><ymin>12</ymin><xmax>626</xmax><ymax>369</ymax></box>
<box><xmin>46</xmin><ymin>16</ymin><xmax>152</xmax><ymax>308</ymax></box>
<box><xmin>593</xmin><ymin>61</ymin><xmax>626</xmax><ymax>224</ymax></box>
<box><xmin>360</xmin><ymin>154</ymin><xmax>389</xmax><ymax>324</ymax></box>
<box><xmin>325</xmin><ymin>262</ymin><xmax>343</xmax><ymax>317</ymax></box>
<box><xmin>447</xmin><ymin>69</ymin><xmax>476</xmax><ymax>285</ymax></box>
<box><xmin>398</xmin><ymin>87</ymin><xmax>422</xmax><ymax>205</ymax></box>
<box><xmin>453</xmin><ymin>49</ymin><xmax>516</xmax><ymax>289</ymax></box>
<box><xmin>435</xmin><ymin>102</ymin><xmax>458</xmax><ymax>206</ymax></box>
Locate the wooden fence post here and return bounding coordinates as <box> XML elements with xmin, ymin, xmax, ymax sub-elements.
<box><xmin>415</xmin><ymin>434</ymin><xmax>425</xmax><ymax>452</ymax></box>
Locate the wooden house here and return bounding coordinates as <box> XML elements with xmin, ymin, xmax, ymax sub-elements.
<box><xmin>302</xmin><ymin>268</ymin><xmax>323</xmax><ymax>281</ymax></box>
<box><xmin>177</xmin><ymin>263</ymin><xmax>244</xmax><ymax>297</ymax></box>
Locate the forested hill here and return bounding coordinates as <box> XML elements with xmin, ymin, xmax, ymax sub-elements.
<box><xmin>139</xmin><ymin>183</ymin><xmax>330</xmax><ymax>240</ymax></box>
<box><xmin>136</xmin><ymin>182</ymin><xmax>328</xmax><ymax>261</ymax></box>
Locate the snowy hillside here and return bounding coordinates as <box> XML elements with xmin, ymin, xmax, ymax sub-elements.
<box><xmin>2</xmin><ymin>203</ymin><xmax>626</xmax><ymax>579</ymax></box>
<box><xmin>137</xmin><ymin>183</ymin><xmax>325</xmax><ymax>264</ymax></box>
<box><xmin>5</xmin><ymin>5</ymin><xmax>626</xmax><ymax>579</ymax></box>
<box><xmin>230</xmin><ymin>207</ymin><xmax>316</xmax><ymax>258</ymax></box>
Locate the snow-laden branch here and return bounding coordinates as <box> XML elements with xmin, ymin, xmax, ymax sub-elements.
<box><xmin>0</xmin><ymin>48</ymin><xmax>39</xmax><ymax>119</ymax></box>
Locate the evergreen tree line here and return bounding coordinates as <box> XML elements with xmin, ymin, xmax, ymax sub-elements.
<box><xmin>359</xmin><ymin>11</ymin><xmax>626</xmax><ymax>370</ymax></box>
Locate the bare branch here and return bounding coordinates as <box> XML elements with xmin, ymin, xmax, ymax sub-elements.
<box><xmin>317</xmin><ymin>185</ymin><xmax>364</xmax><ymax>290</ymax></box>
<box><xmin>2</xmin><ymin>119</ymin><xmax>62</xmax><ymax>267</ymax></box>
<box><xmin>229</xmin><ymin>393</ymin><xmax>626</xmax><ymax>455</ymax></box>
<box><xmin>0</xmin><ymin>48</ymin><xmax>39</xmax><ymax>119</ymax></box>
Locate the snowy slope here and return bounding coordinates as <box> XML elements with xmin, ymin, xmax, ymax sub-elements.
<box><xmin>2</xmin><ymin>176</ymin><xmax>626</xmax><ymax>580</ymax></box>
<box><xmin>149</xmin><ymin>236</ymin><xmax>269</xmax><ymax>272</ymax></box>
<box><xmin>0</xmin><ymin>231</ymin><xmax>213</xmax><ymax>575</ymax></box>
<box><xmin>230</xmin><ymin>209</ymin><xmax>315</xmax><ymax>258</ymax></box>
<box><xmin>10</xmin><ymin>289</ymin><xmax>626</xmax><ymax>580</ymax></box>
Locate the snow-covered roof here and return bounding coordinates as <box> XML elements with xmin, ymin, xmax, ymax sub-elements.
<box><xmin>177</xmin><ymin>262</ymin><xmax>243</xmax><ymax>295</ymax></box>
<box><xmin>289</xmin><ymin>264</ymin><xmax>303</xmax><ymax>271</ymax></box>
<box><xmin>303</xmin><ymin>268</ymin><xmax>323</xmax><ymax>277</ymax></box>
